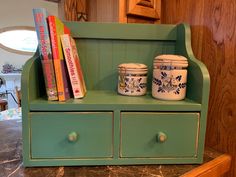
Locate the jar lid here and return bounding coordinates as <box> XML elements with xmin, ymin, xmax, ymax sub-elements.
<box><xmin>154</xmin><ymin>55</ymin><xmax>188</xmax><ymax>68</ymax></box>
<box><xmin>118</xmin><ymin>63</ymin><xmax>148</xmax><ymax>70</ymax></box>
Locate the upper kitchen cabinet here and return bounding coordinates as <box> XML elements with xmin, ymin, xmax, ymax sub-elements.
<box><xmin>119</xmin><ymin>0</ymin><xmax>161</xmax><ymax>23</ymax></box>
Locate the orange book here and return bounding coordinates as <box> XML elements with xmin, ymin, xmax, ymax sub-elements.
<box><xmin>61</xmin><ymin>34</ymin><xmax>86</xmax><ymax>98</ymax></box>
<box><xmin>48</xmin><ymin>15</ymin><xmax>71</xmax><ymax>101</ymax></box>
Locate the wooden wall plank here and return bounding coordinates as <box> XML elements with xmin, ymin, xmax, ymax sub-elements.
<box><xmin>87</xmin><ymin>0</ymin><xmax>118</xmax><ymax>22</ymax></box>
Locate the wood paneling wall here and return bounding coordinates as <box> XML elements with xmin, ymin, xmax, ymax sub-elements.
<box><xmin>87</xmin><ymin>0</ymin><xmax>118</xmax><ymax>22</ymax></box>
<box><xmin>87</xmin><ymin>0</ymin><xmax>161</xmax><ymax>23</ymax></box>
<box><xmin>62</xmin><ymin>0</ymin><xmax>87</xmax><ymax>21</ymax></box>
<box><xmin>162</xmin><ymin>1</ymin><xmax>236</xmax><ymax>176</ymax></box>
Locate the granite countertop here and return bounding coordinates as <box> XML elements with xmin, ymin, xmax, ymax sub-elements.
<box><xmin>0</xmin><ymin>120</ymin><xmax>223</xmax><ymax>177</ymax></box>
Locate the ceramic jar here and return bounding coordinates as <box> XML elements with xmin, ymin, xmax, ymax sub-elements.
<box><xmin>118</xmin><ymin>63</ymin><xmax>148</xmax><ymax>96</ymax></box>
<box><xmin>152</xmin><ymin>54</ymin><xmax>188</xmax><ymax>100</ymax></box>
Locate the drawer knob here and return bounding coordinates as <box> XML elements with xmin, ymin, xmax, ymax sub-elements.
<box><xmin>157</xmin><ymin>132</ymin><xmax>167</xmax><ymax>143</ymax></box>
<box><xmin>68</xmin><ymin>132</ymin><xmax>78</xmax><ymax>142</ymax></box>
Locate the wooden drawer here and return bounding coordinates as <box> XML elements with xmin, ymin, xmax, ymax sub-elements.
<box><xmin>30</xmin><ymin>112</ymin><xmax>113</xmax><ymax>159</ymax></box>
<box><xmin>120</xmin><ymin>112</ymin><xmax>199</xmax><ymax>158</ymax></box>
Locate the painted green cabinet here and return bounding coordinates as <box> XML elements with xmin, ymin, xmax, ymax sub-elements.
<box><xmin>22</xmin><ymin>22</ymin><xmax>210</xmax><ymax>166</ymax></box>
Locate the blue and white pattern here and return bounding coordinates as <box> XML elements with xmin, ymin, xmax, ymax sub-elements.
<box><xmin>124</xmin><ymin>77</ymin><xmax>147</xmax><ymax>93</ymax></box>
<box><xmin>153</xmin><ymin>72</ymin><xmax>186</xmax><ymax>95</ymax></box>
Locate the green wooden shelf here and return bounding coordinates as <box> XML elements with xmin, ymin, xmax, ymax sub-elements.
<box><xmin>22</xmin><ymin>22</ymin><xmax>209</xmax><ymax>167</ymax></box>
<box><xmin>29</xmin><ymin>90</ymin><xmax>201</xmax><ymax>111</ymax></box>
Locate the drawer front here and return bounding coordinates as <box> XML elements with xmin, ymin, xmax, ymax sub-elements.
<box><xmin>30</xmin><ymin>112</ymin><xmax>113</xmax><ymax>159</ymax></box>
<box><xmin>120</xmin><ymin>112</ymin><xmax>199</xmax><ymax>158</ymax></box>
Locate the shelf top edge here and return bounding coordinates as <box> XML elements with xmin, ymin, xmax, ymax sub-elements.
<box><xmin>28</xmin><ymin>91</ymin><xmax>201</xmax><ymax>112</ymax></box>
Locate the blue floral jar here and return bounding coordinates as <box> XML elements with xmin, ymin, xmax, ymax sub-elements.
<box><xmin>152</xmin><ymin>55</ymin><xmax>188</xmax><ymax>100</ymax></box>
<box><xmin>118</xmin><ymin>63</ymin><xmax>148</xmax><ymax>96</ymax></box>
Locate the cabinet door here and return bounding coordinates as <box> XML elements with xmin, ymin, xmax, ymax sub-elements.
<box><xmin>119</xmin><ymin>0</ymin><xmax>161</xmax><ymax>23</ymax></box>
<box><xmin>30</xmin><ymin>112</ymin><xmax>113</xmax><ymax>159</ymax></box>
<box><xmin>120</xmin><ymin>112</ymin><xmax>199</xmax><ymax>158</ymax></box>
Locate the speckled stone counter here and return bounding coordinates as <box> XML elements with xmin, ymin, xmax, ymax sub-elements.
<box><xmin>0</xmin><ymin>120</ymin><xmax>228</xmax><ymax>177</ymax></box>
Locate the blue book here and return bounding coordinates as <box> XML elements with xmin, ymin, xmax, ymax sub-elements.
<box><xmin>32</xmin><ymin>8</ymin><xmax>58</xmax><ymax>100</ymax></box>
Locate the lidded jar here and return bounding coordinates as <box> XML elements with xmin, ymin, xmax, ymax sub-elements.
<box><xmin>152</xmin><ymin>54</ymin><xmax>188</xmax><ymax>100</ymax></box>
<box><xmin>118</xmin><ymin>63</ymin><xmax>148</xmax><ymax>96</ymax></box>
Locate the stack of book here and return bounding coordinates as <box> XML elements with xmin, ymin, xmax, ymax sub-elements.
<box><xmin>32</xmin><ymin>8</ymin><xmax>86</xmax><ymax>101</ymax></box>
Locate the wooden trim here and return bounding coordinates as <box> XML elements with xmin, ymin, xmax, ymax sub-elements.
<box><xmin>119</xmin><ymin>0</ymin><xmax>128</xmax><ymax>23</ymax></box>
<box><xmin>119</xmin><ymin>0</ymin><xmax>161</xmax><ymax>24</ymax></box>
<box><xmin>127</xmin><ymin>1</ymin><xmax>159</xmax><ymax>19</ymax></box>
<box><xmin>127</xmin><ymin>0</ymin><xmax>161</xmax><ymax>20</ymax></box>
<box><xmin>181</xmin><ymin>154</ymin><xmax>231</xmax><ymax>177</ymax></box>
<box><xmin>154</xmin><ymin>0</ymin><xmax>161</xmax><ymax>24</ymax></box>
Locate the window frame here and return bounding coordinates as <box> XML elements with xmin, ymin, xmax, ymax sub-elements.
<box><xmin>0</xmin><ymin>26</ymin><xmax>37</xmax><ymax>55</ymax></box>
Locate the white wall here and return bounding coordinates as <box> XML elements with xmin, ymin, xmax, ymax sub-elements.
<box><xmin>0</xmin><ymin>0</ymin><xmax>58</xmax><ymax>70</ymax></box>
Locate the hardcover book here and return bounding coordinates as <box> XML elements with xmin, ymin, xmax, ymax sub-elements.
<box><xmin>32</xmin><ymin>8</ymin><xmax>58</xmax><ymax>100</ymax></box>
<box><xmin>70</xmin><ymin>36</ymin><xmax>87</xmax><ymax>95</ymax></box>
<box><xmin>60</xmin><ymin>34</ymin><xmax>86</xmax><ymax>98</ymax></box>
<box><xmin>48</xmin><ymin>15</ymin><xmax>71</xmax><ymax>101</ymax></box>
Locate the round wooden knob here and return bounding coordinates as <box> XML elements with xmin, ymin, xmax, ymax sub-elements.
<box><xmin>157</xmin><ymin>132</ymin><xmax>167</xmax><ymax>143</ymax></box>
<box><xmin>68</xmin><ymin>132</ymin><xmax>78</xmax><ymax>142</ymax></box>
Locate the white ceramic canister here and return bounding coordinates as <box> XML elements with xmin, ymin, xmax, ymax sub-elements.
<box><xmin>118</xmin><ymin>63</ymin><xmax>148</xmax><ymax>96</ymax></box>
<box><xmin>152</xmin><ymin>55</ymin><xmax>188</xmax><ymax>100</ymax></box>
